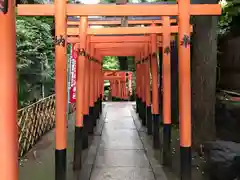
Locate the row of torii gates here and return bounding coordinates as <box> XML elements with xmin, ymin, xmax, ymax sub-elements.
<box><xmin>103</xmin><ymin>70</ymin><xmax>133</xmax><ymax>100</ymax></box>
<box><xmin>0</xmin><ymin>1</ymin><xmax>221</xmax><ymax>180</ymax></box>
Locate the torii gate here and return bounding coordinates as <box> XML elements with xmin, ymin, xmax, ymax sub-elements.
<box><xmin>103</xmin><ymin>70</ymin><xmax>133</xmax><ymax>100</ymax></box>
<box><xmin>1</xmin><ymin>2</ymin><xmax>221</xmax><ymax>180</ymax></box>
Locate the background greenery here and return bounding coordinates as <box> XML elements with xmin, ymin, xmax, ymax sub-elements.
<box><xmin>16</xmin><ymin>16</ymin><xmax>54</xmax><ymax>108</ymax></box>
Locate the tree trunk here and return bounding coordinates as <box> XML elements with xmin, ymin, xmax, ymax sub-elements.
<box><xmin>116</xmin><ymin>0</ymin><xmax>128</xmax><ymax>71</ymax></box>
<box><xmin>118</xmin><ymin>15</ymin><xmax>128</xmax><ymax>70</ymax></box>
<box><xmin>118</xmin><ymin>56</ymin><xmax>128</xmax><ymax>70</ymax></box>
<box><xmin>191</xmin><ymin>0</ymin><xmax>218</xmax><ymax>150</ymax></box>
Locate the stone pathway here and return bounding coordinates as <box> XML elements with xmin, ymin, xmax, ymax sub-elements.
<box><xmin>19</xmin><ymin>102</ymin><xmax>169</xmax><ymax>180</ymax></box>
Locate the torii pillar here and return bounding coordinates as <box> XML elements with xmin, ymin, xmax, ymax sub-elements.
<box><xmin>0</xmin><ymin>1</ymin><xmax>18</xmax><ymax>180</ymax></box>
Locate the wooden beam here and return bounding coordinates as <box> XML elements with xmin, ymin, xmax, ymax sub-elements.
<box><xmin>104</xmin><ymin>76</ymin><xmax>124</xmax><ymax>80</ymax></box>
<box><xmin>104</xmin><ymin>70</ymin><xmax>131</xmax><ymax>72</ymax></box>
<box><xmin>98</xmin><ymin>50</ymin><xmax>138</xmax><ymax>56</ymax></box>
<box><xmin>68</xmin><ymin>36</ymin><xmax>149</xmax><ymax>43</ymax></box>
<box><xmin>67</xmin><ymin>19</ymin><xmax>177</xmax><ymax>26</ymax></box>
<box><xmin>17</xmin><ymin>4</ymin><xmax>221</xmax><ymax>16</ymax></box>
<box><xmin>67</xmin><ymin>26</ymin><xmax>193</xmax><ymax>36</ymax></box>
<box><xmin>94</xmin><ymin>42</ymin><xmax>146</xmax><ymax>48</ymax></box>
<box><xmin>97</xmin><ymin>47</ymin><xmax>141</xmax><ymax>52</ymax></box>
<box><xmin>67</xmin><ymin>35</ymin><xmax>175</xmax><ymax>43</ymax></box>
<box><xmin>93</xmin><ymin>42</ymin><xmax>163</xmax><ymax>48</ymax></box>
<box><xmin>97</xmin><ymin>47</ymin><xmax>141</xmax><ymax>51</ymax></box>
<box><xmin>104</xmin><ymin>72</ymin><xmax>117</xmax><ymax>76</ymax></box>
<box><xmin>91</xmin><ymin>36</ymin><xmax>152</xmax><ymax>43</ymax></box>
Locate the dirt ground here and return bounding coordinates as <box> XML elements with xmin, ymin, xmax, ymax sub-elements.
<box><xmin>161</xmin><ymin>99</ymin><xmax>240</xmax><ymax>180</ymax></box>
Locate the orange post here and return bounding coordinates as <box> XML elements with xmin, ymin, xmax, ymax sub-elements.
<box><xmin>114</xmin><ymin>80</ymin><xmax>117</xmax><ymax>98</ymax></box>
<box><xmin>82</xmin><ymin>36</ymin><xmax>91</xmax><ymax>145</ymax></box>
<box><xmin>92</xmin><ymin>56</ymin><xmax>98</xmax><ymax>125</ymax></box>
<box><xmin>73</xmin><ymin>16</ymin><xmax>88</xmax><ymax>170</ymax></box>
<box><xmin>96</xmin><ymin>59</ymin><xmax>101</xmax><ymax>119</ymax></box>
<box><xmin>119</xmin><ymin>76</ymin><xmax>122</xmax><ymax>99</ymax></box>
<box><xmin>87</xmin><ymin>38</ymin><xmax>94</xmax><ymax>134</ymax></box>
<box><xmin>124</xmin><ymin>73</ymin><xmax>127</xmax><ymax>100</ymax></box>
<box><xmin>114</xmin><ymin>80</ymin><xmax>117</xmax><ymax>99</ymax></box>
<box><xmin>99</xmin><ymin>57</ymin><xmax>103</xmax><ymax>114</ymax></box>
<box><xmin>123</xmin><ymin>75</ymin><xmax>125</xmax><ymax>100</ymax></box>
<box><xmin>145</xmin><ymin>44</ymin><xmax>152</xmax><ymax>135</ymax></box>
<box><xmin>118</xmin><ymin>79</ymin><xmax>121</xmax><ymax>99</ymax></box>
<box><xmin>108</xmin><ymin>81</ymin><xmax>111</xmax><ymax>100</ymax></box>
<box><xmin>96</xmin><ymin>60</ymin><xmax>100</xmax><ymax>117</ymax></box>
<box><xmin>137</xmin><ymin>54</ymin><xmax>144</xmax><ymax>120</ymax></box>
<box><xmin>136</xmin><ymin>59</ymin><xmax>140</xmax><ymax>113</ymax></box>
<box><xmin>124</xmin><ymin>73</ymin><xmax>127</xmax><ymax>99</ymax></box>
<box><xmin>89</xmin><ymin>45</ymin><xmax>96</xmax><ymax>129</ymax></box>
<box><xmin>0</xmin><ymin>1</ymin><xmax>18</xmax><ymax>180</ymax></box>
<box><xmin>54</xmin><ymin>0</ymin><xmax>67</xmax><ymax>178</ymax></box>
<box><xmin>120</xmin><ymin>80</ymin><xmax>123</xmax><ymax>100</ymax></box>
<box><xmin>121</xmin><ymin>72</ymin><xmax>125</xmax><ymax>100</ymax></box>
<box><xmin>151</xmin><ymin>25</ymin><xmax>160</xmax><ymax>149</ymax></box>
<box><xmin>162</xmin><ymin>16</ymin><xmax>172</xmax><ymax>166</ymax></box>
<box><xmin>128</xmin><ymin>72</ymin><xmax>132</xmax><ymax>97</ymax></box>
<box><xmin>115</xmin><ymin>80</ymin><xmax>118</xmax><ymax>99</ymax></box>
<box><xmin>140</xmin><ymin>55</ymin><xmax>147</xmax><ymax>126</ymax></box>
<box><xmin>110</xmin><ymin>80</ymin><xmax>114</xmax><ymax>98</ymax></box>
<box><xmin>178</xmin><ymin>1</ymin><xmax>191</xmax><ymax>179</ymax></box>
<box><xmin>113</xmin><ymin>80</ymin><xmax>116</xmax><ymax>99</ymax></box>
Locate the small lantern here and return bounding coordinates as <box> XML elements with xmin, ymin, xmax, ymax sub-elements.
<box><xmin>0</xmin><ymin>0</ymin><xmax>8</xmax><ymax>14</ymax></box>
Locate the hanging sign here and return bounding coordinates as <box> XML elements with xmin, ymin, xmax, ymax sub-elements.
<box><xmin>70</xmin><ymin>44</ymin><xmax>78</xmax><ymax>103</ymax></box>
<box><xmin>128</xmin><ymin>72</ymin><xmax>132</xmax><ymax>96</ymax></box>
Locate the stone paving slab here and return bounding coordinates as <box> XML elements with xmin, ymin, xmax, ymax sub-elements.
<box><xmin>104</xmin><ymin>117</ymin><xmax>136</xmax><ymax>129</ymax></box>
<box><xmin>90</xmin><ymin>167</ymin><xmax>155</xmax><ymax>180</ymax></box>
<box><xmin>95</xmin><ymin>149</ymin><xmax>150</xmax><ymax>168</ymax></box>
<box><xmin>99</xmin><ymin>129</ymin><xmax>143</xmax><ymax>150</ymax></box>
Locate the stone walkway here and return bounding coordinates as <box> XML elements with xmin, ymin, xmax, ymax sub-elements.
<box><xmin>19</xmin><ymin>102</ymin><xmax>169</xmax><ymax>180</ymax></box>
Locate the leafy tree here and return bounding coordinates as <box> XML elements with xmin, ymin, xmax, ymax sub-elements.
<box><xmin>102</xmin><ymin>56</ymin><xmax>120</xmax><ymax>70</ymax></box>
<box><xmin>16</xmin><ymin>16</ymin><xmax>54</xmax><ymax>107</ymax></box>
<box><xmin>218</xmin><ymin>0</ymin><xmax>240</xmax><ymax>37</ymax></box>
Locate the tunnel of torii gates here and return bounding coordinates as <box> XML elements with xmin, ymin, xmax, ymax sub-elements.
<box><xmin>103</xmin><ymin>70</ymin><xmax>133</xmax><ymax>100</ymax></box>
<box><xmin>0</xmin><ymin>1</ymin><xmax>222</xmax><ymax>180</ymax></box>
<box><xmin>70</xmin><ymin>64</ymin><xmax>133</xmax><ymax>102</ymax></box>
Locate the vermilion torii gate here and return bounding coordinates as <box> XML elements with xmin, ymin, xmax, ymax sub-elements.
<box><xmin>103</xmin><ymin>70</ymin><xmax>133</xmax><ymax>100</ymax></box>
<box><xmin>1</xmin><ymin>1</ymin><xmax>221</xmax><ymax>180</ymax></box>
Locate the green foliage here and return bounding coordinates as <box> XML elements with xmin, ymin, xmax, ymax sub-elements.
<box><xmin>102</xmin><ymin>56</ymin><xmax>120</xmax><ymax>70</ymax></box>
<box><xmin>224</xmin><ymin>0</ymin><xmax>240</xmax><ymax>16</ymax></box>
<box><xmin>16</xmin><ymin>16</ymin><xmax>54</xmax><ymax>108</ymax></box>
<box><xmin>218</xmin><ymin>0</ymin><xmax>240</xmax><ymax>36</ymax></box>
